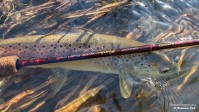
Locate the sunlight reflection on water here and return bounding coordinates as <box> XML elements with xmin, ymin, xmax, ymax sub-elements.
<box><xmin>0</xmin><ymin>0</ymin><xmax>199</xmax><ymax>112</ymax></box>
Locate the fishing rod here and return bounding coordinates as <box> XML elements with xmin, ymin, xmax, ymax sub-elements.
<box><xmin>1</xmin><ymin>39</ymin><xmax>199</xmax><ymax>76</ymax></box>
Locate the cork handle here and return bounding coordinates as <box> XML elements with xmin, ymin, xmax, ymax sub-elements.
<box><xmin>0</xmin><ymin>56</ymin><xmax>19</xmax><ymax>76</ymax></box>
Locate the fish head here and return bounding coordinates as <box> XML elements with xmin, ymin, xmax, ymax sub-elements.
<box><xmin>140</xmin><ymin>52</ymin><xmax>180</xmax><ymax>78</ymax></box>
<box><xmin>117</xmin><ymin>51</ymin><xmax>180</xmax><ymax>99</ymax></box>
<box><xmin>115</xmin><ymin>38</ymin><xmax>180</xmax><ymax>78</ymax></box>
<box><xmin>125</xmin><ymin>51</ymin><xmax>180</xmax><ymax>79</ymax></box>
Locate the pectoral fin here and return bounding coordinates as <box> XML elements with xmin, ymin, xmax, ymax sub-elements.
<box><xmin>50</xmin><ymin>69</ymin><xmax>70</xmax><ymax>94</ymax></box>
<box><xmin>119</xmin><ymin>70</ymin><xmax>135</xmax><ymax>99</ymax></box>
<box><xmin>80</xmin><ymin>75</ymin><xmax>98</xmax><ymax>96</ymax></box>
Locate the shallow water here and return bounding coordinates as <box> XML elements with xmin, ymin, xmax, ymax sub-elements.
<box><xmin>0</xmin><ymin>0</ymin><xmax>199</xmax><ymax>112</ymax></box>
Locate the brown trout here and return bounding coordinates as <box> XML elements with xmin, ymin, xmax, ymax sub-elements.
<box><xmin>0</xmin><ymin>30</ymin><xmax>180</xmax><ymax>98</ymax></box>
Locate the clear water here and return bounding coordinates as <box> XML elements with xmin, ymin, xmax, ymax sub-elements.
<box><xmin>0</xmin><ymin>0</ymin><xmax>199</xmax><ymax>112</ymax></box>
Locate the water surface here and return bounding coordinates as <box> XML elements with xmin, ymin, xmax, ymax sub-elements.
<box><xmin>0</xmin><ymin>0</ymin><xmax>199</xmax><ymax>112</ymax></box>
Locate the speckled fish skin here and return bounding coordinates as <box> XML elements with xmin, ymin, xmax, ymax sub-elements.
<box><xmin>0</xmin><ymin>30</ymin><xmax>179</xmax><ymax>98</ymax></box>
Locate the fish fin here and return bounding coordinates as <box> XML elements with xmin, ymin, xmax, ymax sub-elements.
<box><xmin>119</xmin><ymin>70</ymin><xmax>137</xmax><ymax>99</ymax></box>
<box><xmin>80</xmin><ymin>75</ymin><xmax>98</xmax><ymax>96</ymax></box>
<box><xmin>50</xmin><ymin>68</ymin><xmax>70</xmax><ymax>95</ymax></box>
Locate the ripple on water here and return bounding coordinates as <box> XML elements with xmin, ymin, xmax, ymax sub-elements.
<box><xmin>0</xmin><ymin>0</ymin><xmax>199</xmax><ymax>112</ymax></box>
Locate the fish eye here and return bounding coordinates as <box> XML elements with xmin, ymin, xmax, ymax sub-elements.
<box><xmin>160</xmin><ymin>67</ymin><xmax>170</xmax><ymax>73</ymax></box>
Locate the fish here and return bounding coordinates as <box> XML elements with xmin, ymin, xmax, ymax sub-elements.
<box><xmin>0</xmin><ymin>30</ymin><xmax>180</xmax><ymax>98</ymax></box>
